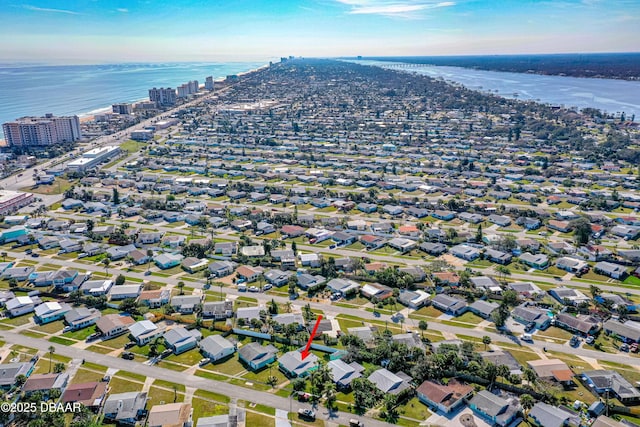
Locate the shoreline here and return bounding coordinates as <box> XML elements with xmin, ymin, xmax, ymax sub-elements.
<box><xmin>76</xmin><ymin>63</ymin><xmax>269</xmax><ymax>124</ymax></box>
<box><xmin>0</xmin><ymin>61</ymin><xmax>271</xmax><ymax>139</ymax></box>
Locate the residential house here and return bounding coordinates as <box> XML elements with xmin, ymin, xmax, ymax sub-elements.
<box><xmin>527</xmin><ymin>359</ymin><xmax>574</xmax><ymax>383</ymax></box>
<box><xmin>387</xmin><ymin>237</ymin><xmax>417</xmax><ymax>253</ymax></box>
<box><xmin>61</xmin><ymin>381</ymin><xmax>108</xmax><ymax>408</ymax></box>
<box><xmin>103</xmin><ymin>392</ymin><xmax>148</xmax><ymax>424</ymax></box>
<box><xmin>555</xmin><ymin>313</ymin><xmax>601</xmax><ymax>336</ymax></box>
<box><xmin>81</xmin><ymin>279</ymin><xmax>114</xmax><ymax>296</ymax></box>
<box><xmin>238</xmin><ymin>342</ymin><xmax>279</xmax><ymax>371</ymax></box>
<box><xmin>419</xmin><ymin>242</ymin><xmax>447</xmax><ymax>256</ymax></box>
<box><xmin>360</xmin><ymin>283</ymin><xmax>393</xmax><ymax>301</ymax></box>
<box><xmin>96</xmin><ymin>314</ymin><xmax>135</xmax><ymax>339</ymax></box>
<box><xmin>236</xmin><ymin>265</ymin><xmax>263</xmax><ymax>283</ymax></box>
<box><xmin>297</xmin><ymin>273</ymin><xmax>325</xmax><ymax>291</ymax></box>
<box><xmin>368</xmin><ymin>368</ymin><xmax>411</xmax><ymax>395</ymax></box>
<box><xmin>64</xmin><ymin>308</ymin><xmax>101</xmax><ymax>330</ymax></box>
<box><xmin>450</xmin><ymin>244</ymin><xmax>481</xmax><ymax>261</ymax></box>
<box><xmin>213</xmin><ymin>242</ymin><xmax>237</xmax><ymax>256</ymax></box>
<box><xmin>327</xmin><ymin>359</ymin><xmax>364</xmax><ymax>389</ymax></box>
<box><xmin>208</xmin><ymin>261</ymin><xmax>236</xmax><ymax>278</ymax></box>
<box><xmin>0</xmin><ymin>362</ymin><xmax>35</xmax><ymax>389</ymax></box>
<box><xmin>360</xmin><ymin>235</ymin><xmax>386</xmax><ymax>250</ymax></box>
<box><xmin>171</xmin><ymin>295</ymin><xmax>203</xmax><ymax>314</ymax></box>
<box><xmin>5</xmin><ymin>295</ymin><xmax>41</xmax><ymax>317</ymax></box>
<box><xmin>594</xmin><ymin>261</ymin><xmax>627</xmax><ymax>280</ymax></box>
<box><xmin>508</xmin><ymin>282</ymin><xmax>543</xmax><ymax>298</ymax></box>
<box><xmin>147</xmin><ymin>403</ymin><xmax>192</xmax><ymax>427</ymax></box>
<box><xmin>556</xmin><ymin>257</ymin><xmax>589</xmax><ymax>274</ymax></box>
<box><xmin>129</xmin><ymin>320</ymin><xmax>163</xmax><ymax>345</ymax></box>
<box><xmin>137</xmin><ymin>289</ymin><xmax>170</xmax><ymax>308</ymax></box>
<box><xmin>279</xmin><ymin>351</ymin><xmax>319</xmax><ymax>378</ymax></box>
<box><xmin>154</xmin><ymin>253</ymin><xmax>184</xmax><ymax>269</ymax></box>
<box><xmin>398</xmin><ymin>290</ymin><xmax>430</xmax><ymax>309</ymax></box>
<box><xmin>603</xmin><ymin>319</ymin><xmax>640</xmax><ymax>343</ymax></box>
<box><xmin>519</xmin><ymin>252</ymin><xmax>549</xmax><ymax>270</ymax></box>
<box><xmin>182</xmin><ymin>257</ymin><xmax>210</xmax><ymax>273</ymax></box>
<box><xmin>109</xmin><ymin>284</ymin><xmax>142</xmax><ymax>300</ymax></box>
<box><xmin>34</xmin><ymin>301</ymin><xmax>71</xmax><ymax>324</ymax></box>
<box><xmin>468</xmin><ymin>390</ymin><xmax>519</xmax><ymax>427</ymax></box>
<box><xmin>512</xmin><ymin>304</ymin><xmax>552</xmax><ymax>329</ymax></box>
<box><xmin>299</xmin><ymin>253</ymin><xmax>321</xmax><ymax>267</ymax></box>
<box><xmin>484</xmin><ymin>248</ymin><xmax>512</xmax><ymax>265</ymax></box>
<box><xmin>529</xmin><ymin>402</ymin><xmax>576</xmax><ymax>427</ymax></box>
<box><xmin>469</xmin><ymin>300</ymin><xmax>500</xmax><ymax>320</ymax></box>
<box><xmin>22</xmin><ymin>372</ymin><xmax>69</xmax><ymax>396</ymax></box>
<box><xmin>549</xmin><ymin>287</ymin><xmax>590</xmax><ymax>305</ymax></box>
<box><xmin>200</xmin><ymin>335</ymin><xmax>236</xmax><ymax>362</ymax></box>
<box><xmin>164</xmin><ymin>327</ymin><xmax>202</xmax><ymax>354</ymax></box>
<box><xmin>416</xmin><ymin>380</ymin><xmax>473</xmax><ymax>413</ymax></box>
<box><xmin>431</xmin><ymin>294</ymin><xmax>468</xmax><ymax>316</ymax></box>
<box><xmin>581</xmin><ymin>370</ymin><xmax>640</xmax><ymax>404</ymax></box>
<box><xmin>202</xmin><ymin>300</ymin><xmax>233</xmax><ymax>319</ymax></box>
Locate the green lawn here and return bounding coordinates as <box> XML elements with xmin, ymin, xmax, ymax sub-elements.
<box><xmin>206</xmin><ymin>356</ymin><xmax>246</xmax><ymax>376</ymax></box>
<box><xmin>0</xmin><ymin>315</ymin><xmax>32</xmax><ymax>326</ymax></box>
<box><xmin>63</xmin><ymin>325</ymin><xmax>97</xmax><ymax>341</ymax></box>
<box><xmin>71</xmin><ymin>368</ymin><xmax>106</xmax><ymax>384</ymax></box>
<box><xmin>165</xmin><ymin>349</ymin><xmax>203</xmax><ymax>366</ymax></box>
<box><xmin>536</xmin><ymin>327</ymin><xmax>573</xmax><ymax>341</ymax></box>
<box><xmin>192</xmin><ymin>398</ymin><xmax>229</xmax><ymax>423</ymax></box>
<box><xmin>108</xmin><ymin>377</ymin><xmax>144</xmax><ymax>393</ymax></box>
<box><xmin>194</xmin><ymin>389</ymin><xmax>231</xmax><ymax>404</ymax></box>
<box><xmin>34</xmin><ymin>320</ymin><xmax>65</xmax><ymax>334</ymax></box>
<box><xmin>147</xmin><ymin>386</ymin><xmax>184</xmax><ymax>406</ymax></box>
<box><xmin>246</xmin><ymin>412</ymin><xmax>275</xmax><ymax>427</ymax></box>
<box><xmin>623</xmin><ymin>276</ymin><xmax>640</xmax><ymax>286</ymax></box>
<box><xmin>49</xmin><ymin>336</ymin><xmax>76</xmax><ymax>346</ymax></box>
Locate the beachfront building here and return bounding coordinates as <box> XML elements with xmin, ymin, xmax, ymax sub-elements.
<box><xmin>3</xmin><ymin>114</ymin><xmax>81</xmax><ymax>147</ymax></box>
<box><xmin>148</xmin><ymin>87</ymin><xmax>176</xmax><ymax>107</ymax></box>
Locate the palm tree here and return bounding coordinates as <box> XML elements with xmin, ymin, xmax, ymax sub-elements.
<box><xmin>520</xmin><ymin>394</ymin><xmax>535</xmax><ymax>419</ymax></box>
<box><xmin>177</xmin><ymin>281</ymin><xmax>185</xmax><ymax>295</ymax></box>
<box><xmin>48</xmin><ymin>345</ymin><xmax>55</xmax><ymax>373</ymax></box>
<box><xmin>0</xmin><ymin>252</ymin><xmax>6</xmax><ymax>262</ymax></box>
<box><xmin>482</xmin><ymin>335</ymin><xmax>492</xmax><ymax>351</ymax></box>
<box><xmin>418</xmin><ymin>320</ymin><xmax>428</xmax><ymax>339</ymax></box>
<box><xmin>102</xmin><ymin>258</ymin><xmax>110</xmax><ymax>276</ymax></box>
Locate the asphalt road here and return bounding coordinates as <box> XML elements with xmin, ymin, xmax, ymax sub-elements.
<box><xmin>0</xmin><ymin>329</ymin><xmax>381</xmax><ymax>427</ymax></box>
<box><xmin>5</xmin><ymin>246</ymin><xmax>640</xmax><ymax>367</ymax></box>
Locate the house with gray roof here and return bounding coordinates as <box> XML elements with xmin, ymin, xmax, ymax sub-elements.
<box><xmin>603</xmin><ymin>319</ymin><xmax>640</xmax><ymax>343</ymax></box>
<box><xmin>512</xmin><ymin>304</ymin><xmax>551</xmax><ymax>329</ymax></box>
<box><xmin>529</xmin><ymin>402</ymin><xmax>576</xmax><ymax>427</ymax></box>
<box><xmin>581</xmin><ymin>370</ymin><xmax>640</xmax><ymax>404</ymax></box>
<box><xmin>170</xmin><ymin>294</ymin><xmax>203</xmax><ymax>314</ymax></box>
<box><xmin>327</xmin><ymin>359</ymin><xmax>364</xmax><ymax>389</ymax></box>
<box><xmin>432</xmin><ymin>294</ymin><xmax>468</xmax><ymax>316</ymax></box>
<box><xmin>238</xmin><ymin>342</ymin><xmax>278</xmax><ymax>371</ymax></box>
<box><xmin>594</xmin><ymin>261</ymin><xmax>628</xmax><ymax>280</ymax></box>
<box><xmin>202</xmin><ymin>300</ymin><xmax>233</xmax><ymax>319</ymax></box>
<box><xmin>368</xmin><ymin>368</ymin><xmax>411</xmax><ymax>395</ymax></box>
<box><xmin>469</xmin><ymin>300</ymin><xmax>500</xmax><ymax>320</ymax></box>
<box><xmin>103</xmin><ymin>392</ymin><xmax>148</xmax><ymax>424</ymax></box>
<box><xmin>278</xmin><ymin>350</ymin><xmax>319</xmax><ymax>378</ymax></box>
<box><xmin>0</xmin><ymin>361</ymin><xmax>35</xmax><ymax>388</ymax></box>
<box><xmin>199</xmin><ymin>335</ymin><xmax>236</xmax><ymax>362</ymax></box>
<box><xmin>129</xmin><ymin>320</ymin><xmax>162</xmax><ymax>345</ymax></box>
<box><xmin>164</xmin><ymin>327</ymin><xmax>202</xmax><ymax>354</ymax></box>
<box><xmin>64</xmin><ymin>307</ymin><xmax>101</xmax><ymax>330</ymax></box>
<box><xmin>468</xmin><ymin>390</ymin><xmax>519</xmax><ymax>427</ymax></box>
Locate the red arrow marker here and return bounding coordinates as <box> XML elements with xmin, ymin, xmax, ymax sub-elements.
<box><xmin>301</xmin><ymin>315</ymin><xmax>323</xmax><ymax>360</ymax></box>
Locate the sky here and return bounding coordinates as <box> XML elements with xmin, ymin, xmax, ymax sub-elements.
<box><xmin>1</xmin><ymin>0</ymin><xmax>639</xmax><ymax>63</ymax></box>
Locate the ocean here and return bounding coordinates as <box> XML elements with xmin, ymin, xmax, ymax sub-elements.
<box><xmin>0</xmin><ymin>61</ymin><xmax>271</xmax><ymax>139</ymax></box>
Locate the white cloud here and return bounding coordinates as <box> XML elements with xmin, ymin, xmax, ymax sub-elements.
<box><xmin>23</xmin><ymin>4</ymin><xmax>81</xmax><ymax>15</ymax></box>
<box><xmin>116</xmin><ymin>8</ymin><xmax>129</xmax><ymax>13</ymax></box>
<box><xmin>335</xmin><ymin>0</ymin><xmax>455</xmax><ymax>17</ymax></box>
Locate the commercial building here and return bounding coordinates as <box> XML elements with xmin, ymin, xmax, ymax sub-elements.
<box><xmin>0</xmin><ymin>191</ymin><xmax>34</xmax><ymax>216</ymax></box>
<box><xmin>148</xmin><ymin>87</ymin><xmax>176</xmax><ymax>107</ymax></box>
<box><xmin>3</xmin><ymin>114</ymin><xmax>81</xmax><ymax>147</ymax></box>
<box><xmin>67</xmin><ymin>145</ymin><xmax>121</xmax><ymax>172</ymax></box>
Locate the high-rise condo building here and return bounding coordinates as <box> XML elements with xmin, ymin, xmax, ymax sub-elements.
<box><xmin>2</xmin><ymin>114</ymin><xmax>81</xmax><ymax>147</ymax></box>
<box><xmin>148</xmin><ymin>87</ymin><xmax>176</xmax><ymax>107</ymax></box>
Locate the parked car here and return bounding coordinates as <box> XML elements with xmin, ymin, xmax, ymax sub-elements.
<box><xmin>248</xmin><ymin>286</ymin><xmax>259</xmax><ymax>292</ymax></box>
<box><xmin>521</xmin><ymin>333</ymin><xmax>533</xmax><ymax>342</ymax></box>
<box><xmin>349</xmin><ymin>419</ymin><xmax>365</xmax><ymax>427</ymax></box>
<box><xmin>121</xmin><ymin>352</ymin><xmax>134</xmax><ymax>360</ymax></box>
<box><xmin>263</xmin><ymin>283</ymin><xmax>272</xmax><ymax>291</ymax></box>
<box><xmin>25</xmin><ymin>249</ymin><xmax>32</xmax><ymax>255</ymax></box>
<box><xmin>298</xmin><ymin>409</ymin><xmax>315</xmax><ymax>420</ymax></box>
<box><xmin>570</xmin><ymin>336</ymin><xmax>580</xmax><ymax>347</ymax></box>
<box><xmin>585</xmin><ymin>336</ymin><xmax>595</xmax><ymax>345</ymax></box>
<box><xmin>86</xmin><ymin>332</ymin><xmax>102</xmax><ymax>342</ymax></box>
<box><xmin>199</xmin><ymin>358</ymin><xmax>210</xmax><ymax>366</ymax></box>
<box><xmin>124</xmin><ymin>342</ymin><xmax>136</xmax><ymax>349</ymax></box>
<box><xmin>620</xmin><ymin>343</ymin><xmax>630</xmax><ymax>352</ymax></box>
<box><xmin>524</xmin><ymin>322</ymin><xmax>535</xmax><ymax>332</ymax></box>
<box><xmin>31</xmin><ymin>252</ymin><xmax>40</xmax><ymax>258</ymax></box>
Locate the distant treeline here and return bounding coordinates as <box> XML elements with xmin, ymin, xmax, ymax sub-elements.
<box><xmin>353</xmin><ymin>53</ymin><xmax>640</xmax><ymax>80</ymax></box>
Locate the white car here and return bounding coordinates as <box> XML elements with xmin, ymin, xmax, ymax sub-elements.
<box><xmin>263</xmin><ymin>283</ymin><xmax>272</xmax><ymax>291</ymax></box>
<box><xmin>248</xmin><ymin>286</ymin><xmax>259</xmax><ymax>292</ymax></box>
